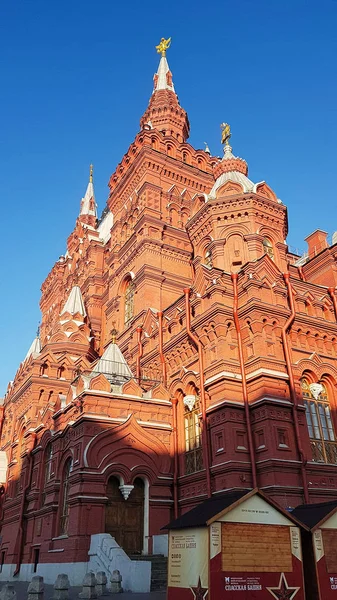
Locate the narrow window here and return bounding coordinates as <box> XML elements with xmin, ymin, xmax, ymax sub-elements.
<box><xmin>302</xmin><ymin>379</ymin><xmax>337</xmax><ymax>464</ymax></box>
<box><xmin>40</xmin><ymin>363</ymin><xmax>48</xmax><ymax>377</ymax></box>
<box><xmin>184</xmin><ymin>396</ymin><xmax>203</xmax><ymax>474</ymax></box>
<box><xmin>256</xmin><ymin>430</ymin><xmax>265</xmax><ymax>449</ymax></box>
<box><xmin>124</xmin><ymin>280</ymin><xmax>135</xmax><ymax>324</ymax></box>
<box><xmin>236</xmin><ymin>431</ymin><xmax>247</xmax><ymax>451</ymax></box>
<box><xmin>215</xmin><ymin>431</ymin><xmax>224</xmax><ymax>453</ymax></box>
<box><xmin>41</xmin><ymin>443</ymin><xmax>53</xmax><ymax>505</ymax></box>
<box><xmin>59</xmin><ymin>458</ymin><xmax>73</xmax><ymax>535</ymax></box>
<box><xmin>277</xmin><ymin>429</ymin><xmax>289</xmax><ymax>448</ymax></box>
<box><xmin>263</xmin><ymin>238</ymin><xmax>274</xmax><ymax>260</ymax></box>
<box><xmin>204</xmin><ymin>247</ymin><xmax>213</xmax><ymax>268</ymax></box>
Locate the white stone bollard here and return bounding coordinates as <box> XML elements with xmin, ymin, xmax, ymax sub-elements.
<box><xmin>0</xmin><ymin>585</ymin><xmax>16</xmax><ymax>600</ymax></box>
<box><xmin>28</xmin><ymin>576</ymin><xmax>44</xmax><ymax>600</ymax></box>
<box><xmin>110</xmin><ymin>571</ymin><xmax>122</xmax><ymax>594</ymax></box>
<box><xmin>96</xmin><ymin>573</ymin><xmax>109</xmax><ymax>597</ymax></box>
<box><xmin>51</xmin><ymin>574</ymin><xmax>70</xmax><ymax>600</ymax></box>
<box><xmin>79</xmin><ymin>573</ymin><xmax>97</xmax><ymax>599</ymax></box>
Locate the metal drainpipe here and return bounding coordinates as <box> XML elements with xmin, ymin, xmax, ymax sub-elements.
<box><xmin>231</xmin><ymin>274</ymin><xmax>258</xmax><ymax>489</ymax></box>
<box><xmin>171</xmin><ymin>397</ymin><xmax>179</xmax><ymax>518</ymax></box>
<box><xmin>157</xmin><ymin>312</ymin><xmax>167</xmax><ymax>386</ymax></box>
<box><xmin>282</xmin><ymin>273</ymin><xmax>309</xmax><ymax>503</ymax></box>
<box><xmin>136</xmin><ymin>327</ymin><xmax>143</xmax><ymax>384</ymax></box>
<box><xmin>328</xmin><ymin>288</ymin><xmax>337</xmax><ymax>321</ymax></box>
<box><xmin>14</xmin><ymin>433</ymin><xmax>37</xmax><ymax>576</ymax></box>
<box><xmin>183</xmin><ymin>288</ymin><xmax>212</xmax><ymax>498</ymax></box>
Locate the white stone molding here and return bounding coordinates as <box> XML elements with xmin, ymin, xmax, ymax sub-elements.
<box><xmin>309</xmin><ymin>383</ymin><xmax>324</xmax><ymax>400</ymax></box>
<box><xmin>119</xmin><ymin>484</ymin><xmax>134</xmax><ymax>500</ymax></box>
<box><xmin>183</xmin><ymin>395</ymin><xmax>196</xmax><ymax>411</ymax></box>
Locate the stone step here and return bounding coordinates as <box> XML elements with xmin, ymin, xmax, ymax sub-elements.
<box><xmin>129</xmin><ymin>554</ymin><xmax>167</xmax><ymax>592</ymax></box>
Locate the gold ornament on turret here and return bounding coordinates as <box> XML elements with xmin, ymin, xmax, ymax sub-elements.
<box><xmin>156</xmin><ymin>37</ymin><xmax>171</xmax><ymax>57</ymax></box>
<box><xmin>110</xmin><ymin>323</ymin><xmax>118</xmax><ymax>344</ymax></box>
<box><xmin>220</xmin><ymin>123</ymin><xmax>231</xmax><ymax>146</ymax></box>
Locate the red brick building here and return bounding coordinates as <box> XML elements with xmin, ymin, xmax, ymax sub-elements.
<box><xmin>1</xmin><ymin>38</ymin><xmax>337</xmax><ymax>586</ymax></box>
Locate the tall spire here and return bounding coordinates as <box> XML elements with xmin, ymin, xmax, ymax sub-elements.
<box><xmin>153</xmin><ymin>37</ymin><xmax>174</xmax><ymax>92</ymax></box>
<box><xmin>79</xmin><ymin>164</ymin><xmax>97</xmax><ymax>226</ymax></box>
<box><xmin>140</xmin><ymin>38</ymin><xmax>190</xmax><ymax>142</ymax></box>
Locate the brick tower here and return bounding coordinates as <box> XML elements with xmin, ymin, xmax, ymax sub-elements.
<box><xmin>0</xmin><ymin>39</ymin><xmax>337</xmax><ymax>587</ymax></box>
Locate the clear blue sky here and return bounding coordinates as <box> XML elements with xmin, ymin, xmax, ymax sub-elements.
<box><xmin>1</xmin><ymin>0</ymin><xmax>336</xmax><ymax>394</ymax></box>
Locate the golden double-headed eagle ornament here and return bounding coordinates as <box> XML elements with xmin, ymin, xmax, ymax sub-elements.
<box><xmin>221</xmin><ymin>122</ymin><xmax>231</xmax><ymax>146</ymax></box>
<box><xmin>156</xmin><ymin>37</ymin><xmax>171</xmax><ymax>57</ymax></box>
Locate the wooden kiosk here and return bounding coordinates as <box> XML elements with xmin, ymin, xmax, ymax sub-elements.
<box><xmin>165</xmin><ymin>489</ymin><xmax>306</xmax><ymax>600</ymax></box>
<box><xmin>292</xmin><ymin>499</ymin><xmax>337</xmax><ymax>600</ymax></box>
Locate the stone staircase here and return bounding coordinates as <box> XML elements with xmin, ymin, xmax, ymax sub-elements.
<box><xmin>88</xmin><ymin>534</ymin><xmax>151</xmax><ymax>593</ymax></box>
<box><xmin>129</xmin><ymin>554</ymin><xmax>168</xmax><ymax>591</ymax></box>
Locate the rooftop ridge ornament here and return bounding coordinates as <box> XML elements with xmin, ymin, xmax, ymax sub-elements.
<box><xmin>89</xmin><ymin>163</ymin><xmax>93</xmax><ymax>183</ymax></box>
<box><xmin>156</xmin><ymin>37</ymin><xmax>171</xmax><ymax>57</ymax></box>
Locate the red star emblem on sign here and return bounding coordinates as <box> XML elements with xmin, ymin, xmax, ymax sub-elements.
<box><xmin>190</xmin><ymin>576</ymin><xmax>208</xmax><ymax>600</ymax></box>
<box><xmin>267</xmin><ymin>573</ymin><xmax>300</xmax><ymax>600</ymax></box>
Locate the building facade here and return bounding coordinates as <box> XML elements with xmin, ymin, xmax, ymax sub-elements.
<box><xmin>1</xmin><ymin>39</ymin><xmax>337</xmax><ymax>582</ymax></box>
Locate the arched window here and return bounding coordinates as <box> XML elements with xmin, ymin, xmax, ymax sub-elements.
<box><xmin>184</xmin><ymin>395</ymin><xmax>203</xmax><ymax>474</ymax></box>
<box><xmin>42</xmin><ymin>443</ymin><xmax>53</xmax><ymax>505</ymax></box>
<box><xmin>40</xmin><ymin>362</ymin><xmax>48</xmax><ymax>377</ymax></box>
<box><xmin>57</xmin><ymin>366</ymin><xmax>65</xmax><ymax>379</ymax></box>
<box><xmin>204</xmin><ymin>247</ymin><xmax>213</xmax><ymax>268</ymax></box>
<box><xmin>302</xmin><ymin>379</ymin><xmax>337</xmax><ymax>464</ymax></box>
<box><xmin>124</xmin><ymin>280</ymin><xmax>135</xmax><ymax>324</ymax></box>
<box><xmin>263</xmin><ymin>238</ymin><xmax>274</xmax><ymax>260</ymax></box>
<box><xmin>59</xmin><ymin>458</ymin><xmax>73</xmax><ymax>535</ymax></box>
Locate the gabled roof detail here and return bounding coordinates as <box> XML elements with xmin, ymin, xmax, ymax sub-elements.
<box><xmin>60</xmin><ymin>286</ymin><xmax>86</xmax><ymax>317</ymax></box>
<box><xmin>163</xmin><ymin>489</ymin><xmax>307</xmax><ymax>531</ymax></box>
<box><xmin>93</xmin><ymin>342</ymin><xmax>133</xmax><ymax>382</ymax></box>
<box><xmin>24</xmin><ymin>336</ymin><xmax>41</xmax><ymax>361</ymax></box>
<box><xmin>292</xmin><ymin>499</ymin><xmax>337</xmax><ymax>530</ymax></box>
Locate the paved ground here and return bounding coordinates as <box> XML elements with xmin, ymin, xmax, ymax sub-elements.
<box><xmin>0</xmin><ymin>581</ymin><xmax>166</xmax><ymax>599</ymax></box>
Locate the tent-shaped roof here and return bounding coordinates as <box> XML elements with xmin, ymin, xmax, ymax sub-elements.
<box><xmin>60</xmin><ymin>285</ymin><xmax>86</xmax><ymax>317</ymax></box>
<box><xmin>24</xmin><ymin>336</ymin><xmax>41</xmax><ymax>361</ymax></box>
<box><xmin>292</xmin><ymin>499</ymin><xmax>337</xmax><ymax>530</ymax></box>
<box><xmin>163</xmin><ymin>488</ymin><xmax>307</xmax><ymax>530</ymax></box>
<box><xmin>93</xmin><ymin>341</ymin><xmax>133</xmax><ymax>382</ymax></box>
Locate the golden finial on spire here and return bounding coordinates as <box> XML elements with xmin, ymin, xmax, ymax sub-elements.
<box><xmin>89</xmin><ymin>163</ymin><xmax>93</xmax><ymax>183</ymax></box>
<box><xmin>220</xmin><ymin>123</ymin><xmax>231</xmax><ymax>146</ymax></box>
<box><xmin>156</xmin><ymin>37</ymin><xmax>171</xmax><ymax>57</ymax></box>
